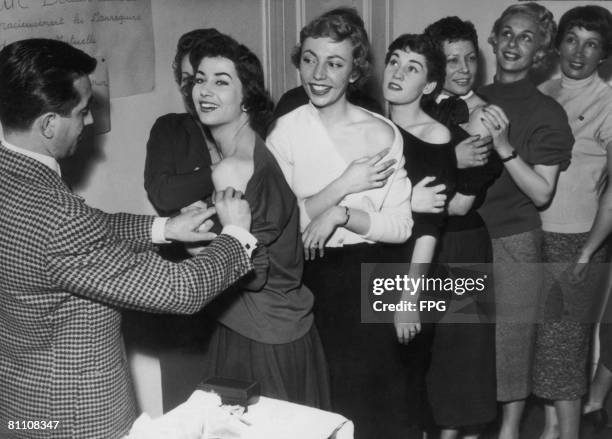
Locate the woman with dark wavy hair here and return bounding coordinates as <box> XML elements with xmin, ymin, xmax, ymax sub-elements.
<box><xmin>145</xmin><ymin>28</ymin><xmax>222</xmax><ymax>218</ymax></box>
<box><xmin>186</xmin><ymin>32</ymin><xmax>330</xmax><ymax>407</ymax></box>
<box><xmin>422</xmin><ymin>16</ymin><xmax>500</xmax><ymax>439</ymax></box>
<box><xmin>136</xmin><ymin>28</ymin><xmax>223</xmax><ymax>412</ymax></box>
<box><xmin>382</xmin><ymin>32</ymin><xmax>458</xmax><ymax>437</ymax></box>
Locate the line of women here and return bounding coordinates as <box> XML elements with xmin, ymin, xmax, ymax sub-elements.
<box><xmin>140</xmin><ymin>2</ymin><xmax>612</xmax><ymax>439</ymax></box>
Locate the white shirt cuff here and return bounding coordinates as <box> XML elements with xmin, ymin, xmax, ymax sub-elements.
<box><xmin>152</xmin><ymin>217</ymin><xmax>170</xmax><ymax>244</ymax></box>
<box><xmin>221</xmin><ymin>225</ymin><xmax>258</xmax><ymax>257</ymax></box>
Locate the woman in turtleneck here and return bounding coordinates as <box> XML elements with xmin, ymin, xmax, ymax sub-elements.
<box><xmin>534</xmin><ymin>6</ymin><xmax>612</xmax><ymax>439</ymax></box>
<box><xmin>476</xmin><ymin>3</ymin><xmax>574</xmax><ymax>439</ymax></box>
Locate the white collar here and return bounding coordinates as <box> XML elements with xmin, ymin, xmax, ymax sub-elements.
<box><xmin>2</xmin><ymin>140</ymin><xmax>62</xmax><ymax>176</ymax></box>
<box><xmin>436</xmin><ymin>90</ymin><xmax>474</xmax><ymax>104</ymax></box>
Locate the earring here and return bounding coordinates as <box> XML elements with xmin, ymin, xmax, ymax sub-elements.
<box><xmin>241</xmin><ymin>104</ymin><xmax>247</xmax><ymax>112</ymax></box>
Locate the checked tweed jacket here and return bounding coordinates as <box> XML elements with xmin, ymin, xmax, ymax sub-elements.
<box><xmin>0</xmin><ymin>145</ymin><xmax>253</xmax><ymax>438</ymax></box>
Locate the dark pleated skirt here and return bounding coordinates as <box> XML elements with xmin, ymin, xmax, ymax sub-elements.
<box><xmin>427</xmin><ymin>224</ymin><xmax>497</xmax><ymax>428</ymax></box>
<box><xmin>303</xmin><ymin>243</ymin><xmax>422</xmax><ymax>439</ymax></box>
<box><xmin>200</xmin><ymin>323</ymin><xmax>331</xmax><ymax>409</ymax></box>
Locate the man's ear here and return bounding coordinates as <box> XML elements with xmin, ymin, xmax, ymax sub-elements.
<box><xmin>38</xmin><ymin>113</ymin><xmax>56</xmax><ymax>139</ymax></box>
<box><xmin>422</xmin><ymin>81</ymin><xmax>437</xmax><ymax>95</ymax></box>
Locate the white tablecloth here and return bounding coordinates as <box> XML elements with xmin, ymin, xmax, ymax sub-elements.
<box><xmin>123</xmin><ymin>390</ymin><xmax>354</xmax><ymax>439</ymax></box>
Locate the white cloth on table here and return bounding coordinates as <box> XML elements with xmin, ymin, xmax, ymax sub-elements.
<box><xmin>123</xmin><ymin>390</ymin><xmax>353</xmax><ymax>439</ymax></box>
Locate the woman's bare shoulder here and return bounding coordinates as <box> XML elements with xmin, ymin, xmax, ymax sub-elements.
<box><xmin>420</xmin><ymin>119</ymin><xmax>451</xmax><ymax>144</ymax></box>
<box><xmin>212</xmin><ymin>156</ymin><xmax>253</xmax><ymax>192</ymax></box>
<box><xmin>466</xmin><ymin>93</ymin><xmax>487</xmax><ymax>114</ymax></box>
<box><xmin>352</xmin><ymin>106</ymin><xmax>395</xmax><ymax>150</ymax></box>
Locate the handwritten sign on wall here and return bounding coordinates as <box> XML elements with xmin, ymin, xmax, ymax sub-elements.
<box><xmin>0</xmin><ymin>0</ymin><xmax>154</xmax><ymax>98</ymax></box>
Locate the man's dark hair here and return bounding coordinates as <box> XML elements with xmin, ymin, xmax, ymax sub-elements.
<box><xmin>0</xmin><ymin>38</ymin><xmax>97</xmax><ymax>132</ymax></box>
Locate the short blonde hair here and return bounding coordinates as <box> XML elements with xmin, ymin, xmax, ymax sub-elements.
<box><xmin>488</xmin><ymin>2</ymin><xmax>556</xmax><ymax>69</ymax></box>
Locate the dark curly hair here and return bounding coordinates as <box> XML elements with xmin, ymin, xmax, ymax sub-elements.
<box><xmin>556</xmin><ymin>5</ymin><xmax>612</xmax><ymax>58</ymax></box>
<box><xmin>385</xmin><ymin>34</ymin><xmax>446</xmax><ymax>107</ymax></box>
<box><xmin>291</xmin><ymin>7</ymin><xmax>372</xmax><ymax>89</ymax></box>
<box><xmin>172</xmin><ymin>28</ymin><xmax>222</xmax><ymax>86</ymax></box>
<box><xmin>186</xmin><ymin>33</ymin><xmax>273</xmax><ymax>138</ymax></box>
<box><xmin>424</xmin><ymin>16</ymin><xmax>479</xmax><ymax>53</ymax></box>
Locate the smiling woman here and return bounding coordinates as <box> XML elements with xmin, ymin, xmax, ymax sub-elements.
<box><xmin>184</xmin><ymin>32</ymin><xmax>331</xmax><ymax>409</ymax></box>
<box><xmin>477</xmin><ymin>4</ymin><xmax>574</xmax><ymax>439</ymax></box>
<box><xmin>266</xmin><ymin>8</ymin><xmax>413</xmax><ymax>438</ymax></box>
<box><xmin>535</xmin><ymin>6</ymin><xmax>612</xmax><ymax>439</ymax></box>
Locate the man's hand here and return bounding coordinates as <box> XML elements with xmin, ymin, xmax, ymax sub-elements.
<box><xmin>165</xmin><ymin>207</ymin><xmax>218</xmax><ymax>242</ymax></box>
<box><xmin>213</xmin><ymin>187</ymin><xmax>251</xmax><ymax>230</ymax></box>
<box><xmin>411</xmin><ymin>176</ymin><xmax>447</xmax><ymax>213</ymax></box>
<box><xmin>455</xmin><ymin>135</ymin><xmax>492</xmax><ymax>169</ymax></box>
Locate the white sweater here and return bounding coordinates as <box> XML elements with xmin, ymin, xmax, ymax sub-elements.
<box><xmin>266</xmin><ymin>103</ymin><xmax>413</xmax><ymax>246</ymax></box>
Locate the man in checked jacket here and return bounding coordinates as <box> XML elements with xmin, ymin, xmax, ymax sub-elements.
<box><xmin>0</xmin><ymin>39</ymin><xmax>257</xmax><ymax>438</ymax></box>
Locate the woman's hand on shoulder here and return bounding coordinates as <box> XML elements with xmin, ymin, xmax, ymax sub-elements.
<box><xmin>455</xmin><ymin>135</ymin><xmax>492</xmax><ymax>169</ymax></box>
<box><xmin>480</xmin><ymin>105</ymin><xmax>512</xmax><ymax>153</ymax></box>
<box><xmin>338</xmin><ymin>148</ymin><xmax>396</xmax><ymax>195</ymax></box>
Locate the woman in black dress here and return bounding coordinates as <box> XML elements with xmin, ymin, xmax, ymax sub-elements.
<box><xmin>382</xmin><ymin>33</ymin><xmax>456</xmax><ymax>435</ymax></box>
<box><xmin>423</xmin><ymin>16</ymin><xmax>502</xmax><ymax>438</ymax></box>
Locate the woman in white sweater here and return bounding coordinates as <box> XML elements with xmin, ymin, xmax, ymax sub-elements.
<box><xmin>266</xmin><ymin>8</ymin><xmax>413</xmax><ymax>439</ymax></box>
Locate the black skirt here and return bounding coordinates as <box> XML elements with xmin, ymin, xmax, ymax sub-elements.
<box><xmin>427</xmin><ymin>223</ymin><xmax>497</xmax><ymax>428</ymax></box>
<box><xmin>304</xmin><ymin>243</ymin><xmax>423</xmax><ymax>439</ymax></box>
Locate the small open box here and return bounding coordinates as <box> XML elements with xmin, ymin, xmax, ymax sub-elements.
<box><xmin>197</xmin><ymin>376</ymin><xmax>260</xmax><ymax>408</ymax></box>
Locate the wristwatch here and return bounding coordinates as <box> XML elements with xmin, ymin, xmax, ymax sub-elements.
<box><xmin>501</xmin><ymin>150</ymin><xmax>518</xmax><ymax>163</ymax></box>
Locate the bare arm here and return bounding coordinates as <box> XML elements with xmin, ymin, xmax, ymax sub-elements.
<box><xmin>448</xmin><ymin>192</ymin><xmax>476</xmax><ymax>216</ymax></box>
<box><xmin>302</xmin><ymin>148</ymin><xmax>396</xmax><ymax>219</ymax></box>
<box><xmin>578</xmin><ymin>145</ymin><xmax>612</xmax><ymax>262</ymax></box>
<box><xmin>394</xmin><ymin>234</ymin><xmax>437</xmax><ymax>344</ymax></box>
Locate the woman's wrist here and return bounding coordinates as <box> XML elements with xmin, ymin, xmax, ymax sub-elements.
<box><xmin>496</xmin><ymin>143</ymin><xmax>514</xmax><ymax>159</ymax></box>
<box><xmin>333</xmin><ymin>175</ymin><xmax>351</xmax><ymax>198</ymax></box>
<box><xmin>336</xmin><ymin>205</ymin><xmax>350</xmax><ymax>227</ymax></box>
<box><xmin>577</xmin><ymin>247</ymin><xmax>594</xmax><ymax>263</ymax></box>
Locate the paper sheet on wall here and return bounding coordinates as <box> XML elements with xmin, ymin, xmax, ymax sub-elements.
<box><xmin>91</xmin><ymin>53</ymin><xmax>110</xmax><ymax>134</ymax></box>
<box><xmin>0</xmin><ymin>0</ymin><xmax>154</xmax><ymax>99</ymax></box>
